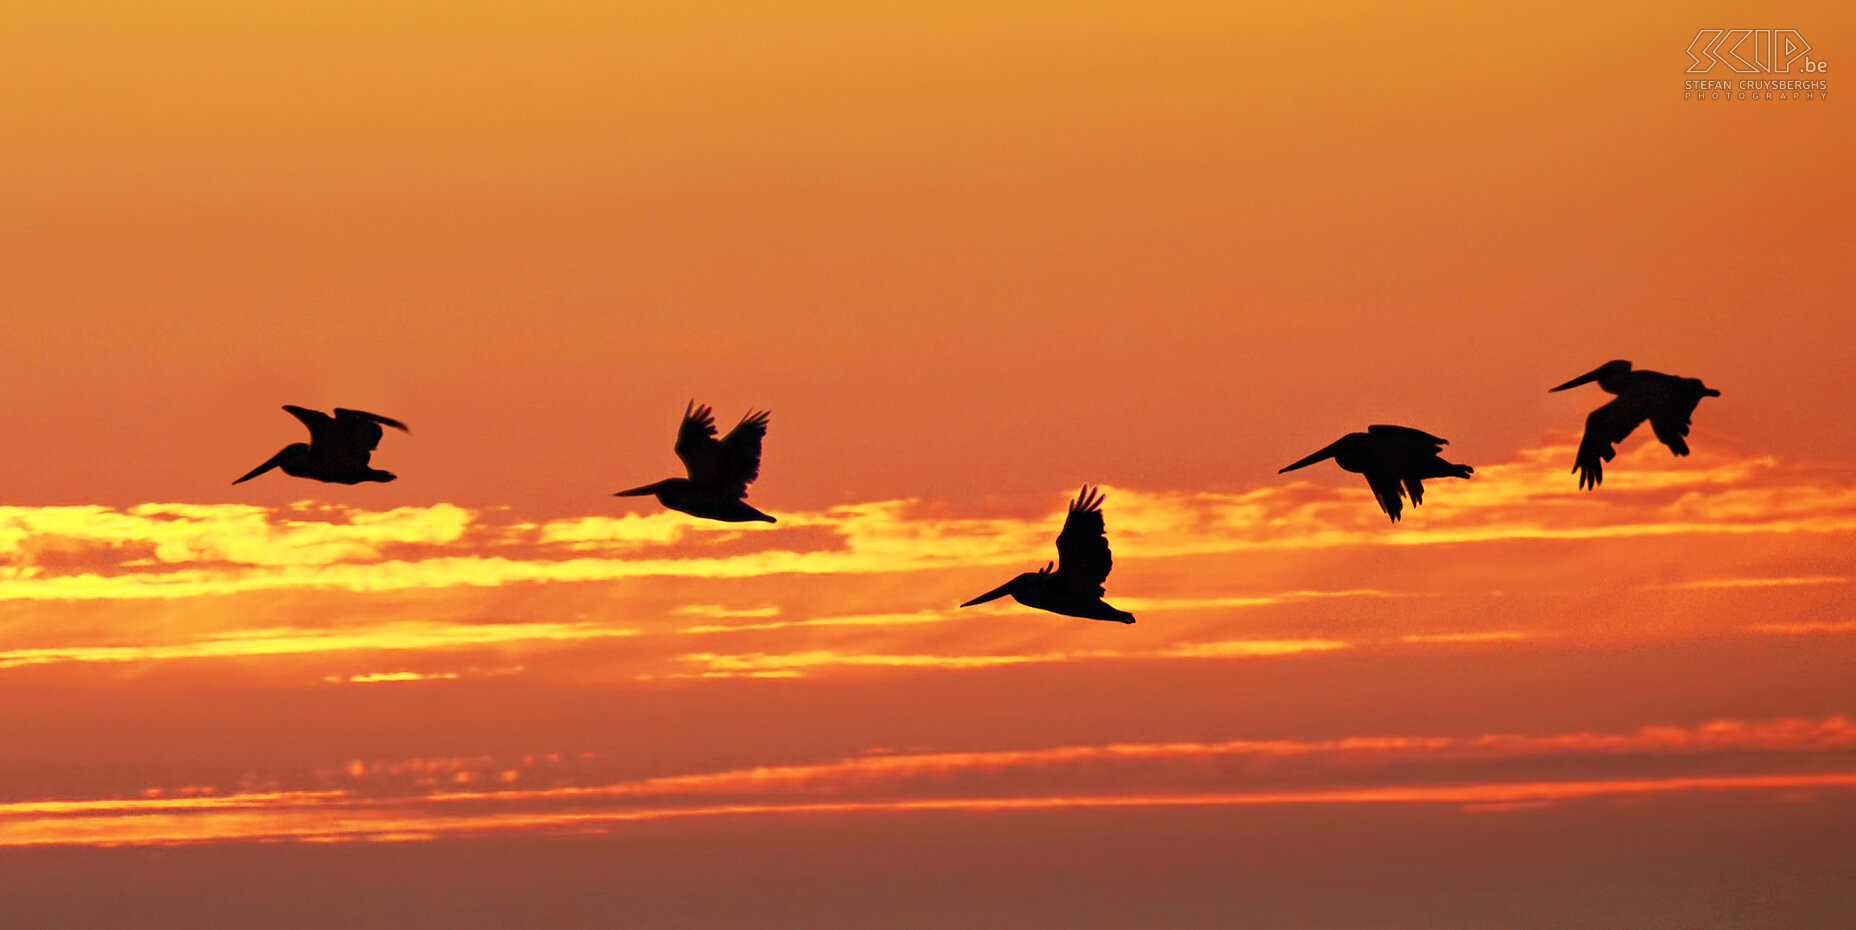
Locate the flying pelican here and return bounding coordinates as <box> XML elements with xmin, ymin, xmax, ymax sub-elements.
<box><xmin>960</xmin><ymin>485</ymin><xmax>1135</xmax><ymax>624</ymax></box>
<box><xmin>233</xmin><ymin>406</ymin><xmax>410</xmax><ymax>485</ymax></box>
<box><xmin>614</xmin><ymin>402</ymin><xmax>775</xmax><ymax>523</ymax></box>
<box><xmin>1278</xmin><ymin>425</ymin><xmax>1473</xmax><ymax>522</ymax></box>
<box><xmin>1550</xmin><ymin>360</ymin><xmax>1720</xmax><ymax>490</ymax></box>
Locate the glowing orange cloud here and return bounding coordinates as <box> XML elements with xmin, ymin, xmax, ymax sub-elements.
<box><xmin>0</xmin><ymin>443</ymin><xmax>1847</xmax><ymax>603</ymax></box>
<box><xmin>1</xmin><ymin>440</ymin><xmax>1849</xmax><ymax>689</ymax></box>
<box><xmin>4</xmin><ymin>716</ymin><xmax>1852</xmax><ymax>848</ymax></box>
<box><xmin>0</xmin><ymin>621</ymin><xmax>634</xmax><ymax>670</ymax></box>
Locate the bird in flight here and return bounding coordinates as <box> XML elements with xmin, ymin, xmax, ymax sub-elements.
<box><xmin>1278</xmin><ymin>425</ymin><xmax>1474</xmax><ymax>522</ymax></box>
<box><xmin>233</xmin><ymin>406</ymin><xmax>410</xmax><ymax>485</ymax></box>
<box><xmin>614</xmin><ymin>402</ymin><xmax>775</xmax><ymax>523</ymax></box>
<box><xmin>1550</xmin><ymin>360</ymin><xmax>1720</xmax><ymax>490</ymax></box>
<box><xmin>960</xmin><ymin>485</ymin><xmax>1135</xmax><ymax>624</ymax></box>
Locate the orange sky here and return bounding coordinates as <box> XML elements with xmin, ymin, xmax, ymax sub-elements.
<box><xmin>1</xmin><ymin>1</ymin><xmax>1853</xmax><ymax>927</ymax></box>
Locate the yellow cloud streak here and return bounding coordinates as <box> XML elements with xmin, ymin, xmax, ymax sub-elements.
<box><xmin>0</xmin><ymin>443</ymin><xmax>1848</xmax><ymax>603</ymax></box>
<box><xmin>412</xmin><ymin>715</ymin><xmax>1856</xmax><ymax>803</ymax></box>
<box><xmin>2</xmin><ymin>772</ymin><xmax>1850</xmax><ymax>849</ymax></box>
<box><xmin>0</xmin><ymin>503</ymin><xmax>473</xmax><ymax>567</ymax></box>
<box><xmin>1748</xmin><ymin>621</ymin><xmax>1856</xmax><ymax>635</ymax></box>
<box><xmin>1645</xmin><ymin>575</ymin><xmax>1847</xmax><ymax>590</ymax></box>
<box><xmin>338</xmin><ymin>671</ymin><xmax>462</xmax><ymax>683</ymax></box>
<box><xmin>7</xmin><ymin>716</ymin><xmax>1853</xmax><ymax>847</ymax></box>
<box><xmin>0</xmin><ymin>621</ymin><xmax>635</xmax><ymax>669</ymax></box>
<box><xmin>673</xmin><ymin>638</ymin><xmax>1353</xmax><ymax>676</ymax></box>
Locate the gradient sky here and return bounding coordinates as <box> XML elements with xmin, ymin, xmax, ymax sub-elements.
<box><xmin>2</xmin><ymin>1</ymin><xmax>1853</xmax><ymax>927</ymax></box>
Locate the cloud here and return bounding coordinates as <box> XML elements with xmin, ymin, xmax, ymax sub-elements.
<box><xmin>0</xmin><ymin>621</ymin><xmax>635</xmax><ymax>669</ymax></box>
<box><xmin>3</xmin><ymin>716</ymin><xmax>1851</xmax><ymax>847</ymax></box>
<box><xmin>1644</xmin><ymin>576</ymin><xmax>1847</xmax><ymax>591</ymax></box>
<box><xmin>331</xmin><ymin>671</ymin><xmax>462</xmax><ymax>684</ymax></box>
<box><xmin>0</xmin><ymin>443</ymin><xmax>1847</xmax><ymax>605</ymax></box>
<box><xmin>1399</xmin><ymin>631</ymin><xmax>1532</xmax><ymax>644</ymax></box>
<box><xmin>0</xmin><ymin>440</ymin><xmax>1847</xmax><ymax>688</ymax></box>
<box><xmin>1748</xmin><ymin>621</ymin><xmax>1856</xmax><ymax>636</ymax></box>
<box><xmin>670</xmin><ymin>637</ymin><xmax>1353</xmax><ymax>678</ymax></box>
<box><xmin>0</xmin><ymin>503</ymin><xmax>474</xmax><ymax>569</ymax></box>
<box><xmin>676</xmin><ymin>610</ymin><xmax>947</xmax><ymax>635</ymax></box>
<box><xmin>9</xmin><ymin>773</ymin><xmax>1856</xmax><ymax>848</ymax></box>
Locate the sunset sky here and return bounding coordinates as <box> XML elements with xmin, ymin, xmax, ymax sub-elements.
<box><xmin>2</xmin><ymin>1</ymin><xmax>1853</xmax><ymax>927</ymax></box>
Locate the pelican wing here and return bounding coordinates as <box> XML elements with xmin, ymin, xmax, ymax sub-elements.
<box><xmin>343</xmin><ymin>406</ymin><xmax>415</xmax><ymax>430</ymax></box>
<box><xmin>1053</xmin><ymin>486</ymin><xmax>1113</xmax><ymax>596</ymax></box>
<box><xmin>1573</xmin><ymin>396</ymin><xmax>1647</xmax><ymax>490</ymax></box>
<box><xmin>1362</xmin><ymin>470</ymin><xmax>1407</xmax><ymax>522</ymax></box>
<box><xmin>330</xmin><ymin>408</ymin><xmax>407</xmax><ymax>454</ymax></box>
<box><xmin>1640</xmin><ymin>376</ymin><xmax>1715</xmax><ymax>457</ymax></box>
<box><xmin>1646</xmin><ymin>408</ymin><xmax>1694</xmax><ymax>457</ymax></box>
<box><xmin>1367</xmin><ymin>424</ymin><xmax>1448</xmax><ymax>454</ymax></box>
<box><xmin>674</xmin><ymin>403</ymin><xmax>724</xmax><ymax>482</ymax></box>
<box><xmin>718</xmin><ymin>410</ymin><xmax>771</xmax><ymax>495</ymax></box>
<box><xmin>283</xmin><ymin>405</ymin><xmax>335</xmax><ymax>443</ymax></box>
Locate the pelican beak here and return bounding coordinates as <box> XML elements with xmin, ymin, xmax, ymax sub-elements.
<box><xmin>232</xmin><ymin>449</ymin><xmax>288</xmax><ymax>485</ymax></box>
<box><xmin>1549</xmin><ymin>366</ymin><xmax>1606</xmax><ymax>392</ymax></box>
<box><xmin>1278</xmin><ymin>440</ymin><xmax>1342</xmax><ymax>474</ymax></box>
<box><xmin>612</xmin><ymin>481</ymin><xmax>665</xmax><ymax>497</ymax></box>
<box><xmin>960</xmin><ymin>579</ymin><xmax>1016</xmax><ymax>607</ymax></box>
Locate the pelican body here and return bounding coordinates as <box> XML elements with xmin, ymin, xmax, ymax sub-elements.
<box><xmin>1550</xmin><ymin>360</ymin><xmax>1720</xmax><ymax>490</ymax></box>
<box><xmin>1278</xmin><ymin>425</ymin><xmax>1473</xmax><ymax>522</ymax></box>
<box><xmin>234</xmin><ymin>406</ymin><xmax>409</xmax><ymax>485</ymax></box>
<box><xmin>615</xmin><ymin>402</ymin><xmax>775</xmax><ymax>523</ymax></box>
<box><xmin>960</xmin><ymin>486</ymin><xmax>1134</xmax><ymax>624</ymax></box>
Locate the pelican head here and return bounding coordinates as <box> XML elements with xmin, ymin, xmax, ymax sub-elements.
<box><xmin>613</xmin><ymin>479</ymin><xmax>677</xmax><ymax>498</ymax></box>
<box><xmin>232</xmin><ymin>444</ymin><xmax>309</xmax><ymax>485</ymax></box>
<box><xmin>960</xmin><ymin>571</ymin><xmax>1044</xmax><ymax>607</ymax></box>
<box><xmin>1278</xmin><ymin>435</ymin><xmax>1365</xmax><ymax>474</ymax></box>
<box><xmin>1550</xmin><ymin>360</ymin><xmax>1633</xmax><ymax>393</ymax></box>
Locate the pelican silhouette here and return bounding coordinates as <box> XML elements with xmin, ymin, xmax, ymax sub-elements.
<box><xmin>233</xmin><ymin>406</ymin><xmax>410</xmax><ymax>485</ymax></box>
<box><xmin>960</xmin><ymin>486</ymin><xmax>1134</xmax><ymax>624</ymax></box>
<box><xmin>614</xmin><ymin>402</ymin><xmax>775</xmax><ymax>523</ymax></box>
<box><xmin>1550</xmin><ymin>360</ymin><xmax>1720</xmax><ymax>490</ymax></box>
<box><xmin>1278</xmin><ymin>425</ymin><xmax>1473</xmax><ymax>522</ymax></box>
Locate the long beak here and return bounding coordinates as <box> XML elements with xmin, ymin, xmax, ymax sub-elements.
<box><xmin>612</xmin><ymin>481</ymin><xmax>666</xmax><ymax>497</ymax></box>
<box><xmin>232</xmin><ymin>449</ymin><xmax>288</xmax><ymax>485</ymax></box>
<box><xmin>960</xmin><ymin>579</ymin><xmax>1016</xmax><ymax>607</ymax></box>
<box><xmin>1278</xmin><ymin>440</ymin><xmax>1341</xmax><ymax>474</ymax></box>
<box><xmin>1549</xmin><ymin>367</ymin><xmax>1605</xmax><ymax>392</ymax></box>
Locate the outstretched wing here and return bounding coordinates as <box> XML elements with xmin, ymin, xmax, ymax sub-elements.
<box><xmin>719</xmin><ymin>410</ymin><xmax>771</xmax><ymax>496</ymax></box>
<box><xmin>283</xmin><ymin>405</ymin><xmax>335</xmax><ymax>444</ymax></box>
<box><xmin>674</xmin><ymin>402</ymin><xmax>724</xmax><ymax>482</ymax></box>
<box><xmin>1641</xmin><ymin>376</ymin><xmax>1714</xmax><ymax>457</ymax></box>
<box><xmin>1053</xmin><ymin>485</ymin><xmax>1113</xmax><ymax>597</ymax></box>
<box><xmin>675</xmin><ymin>403</ymin><xmax>769</xmax><ymax>497</ymax></box>
<box><xmin>331</xmin><ymin>408</ymin><xmax>409</xmax><ymax>455</ymax></box>
<box><xmin>1367</xmin><ymin>424</ymin><xmax>1448</xmax><ymax>455</ymax></box>
<box><xmin>1363</xmin><ymin>470</ymin><xmax>1407</xmax><ymax>522</ymax></box>
<box><xmin>336</xmin><ymin>408</ymin><xmax>409</xmax><ymax>433</ymax></box>
<box><xmin>1574</xmin><ymin>396</ymin><xmax>1647</xmax><ymax>490</ymax></box>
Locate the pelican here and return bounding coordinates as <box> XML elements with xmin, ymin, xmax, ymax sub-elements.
<box><xmin>1278</xmin><ymin>425</ymin><xmax>1473</xmax><ymax>522</ymax></box>
<box><xmin>960</xmin><ymin>485</ymin><xmax>1134</xmax><ymax>624</ymax></box>
<box><xmin>233</xmin><ymin>406</ymin><xmax>410</xmax><ymax>485</ymax></box>
<box><xmin>614</xmin><ymin>402</ymin><xmax>775</xmax><ymax>523</ymax></box>
<box><xmin>1550</xmin><ymin>360</ymin><xmax>1720</xmax><ymax>490</ymax></box>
